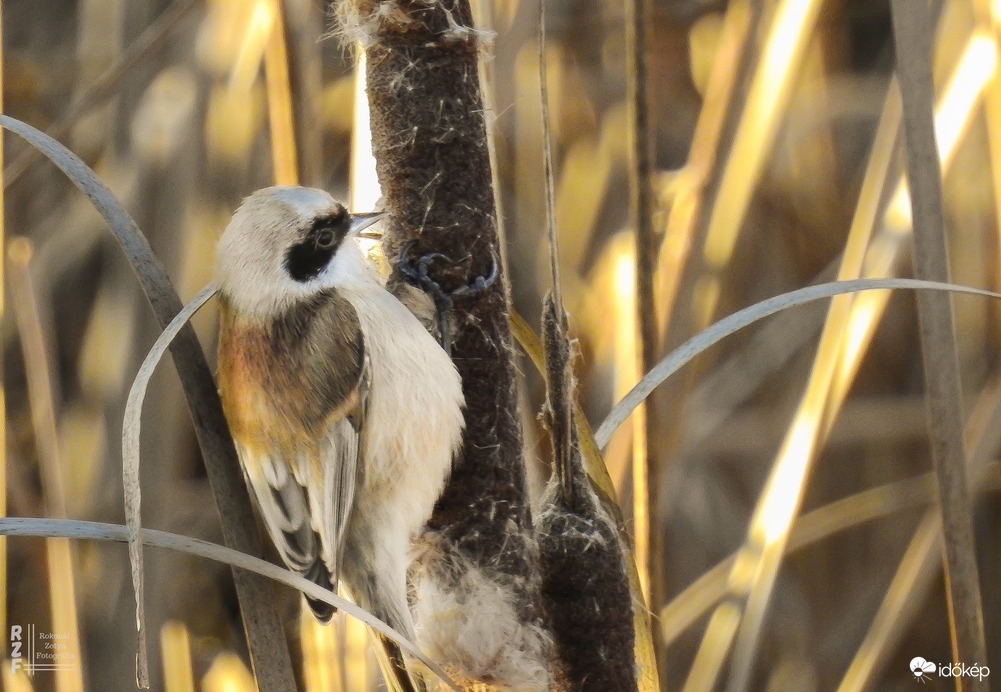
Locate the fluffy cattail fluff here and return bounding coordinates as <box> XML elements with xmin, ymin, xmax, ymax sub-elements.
<box><xmin>535</xmin><ymin>295</ymin><xmax>637</xmax><ymax>690</ymax></box>
<box><xmin>410</xmin><ymin>531</ymin><xmax>552</xmax><ymax>690</ymax></box>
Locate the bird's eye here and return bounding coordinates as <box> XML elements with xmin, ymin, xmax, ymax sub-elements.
<box><xmin>316</xmin><ymin>229</ymin><xmax>335</xmax><ymax>248</ymax></box>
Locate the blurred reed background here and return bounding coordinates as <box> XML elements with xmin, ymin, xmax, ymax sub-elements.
<box><xmin>3</xmin><ymin>0</ymin><xmax>1001</xmax><ymax>690</ymax></box>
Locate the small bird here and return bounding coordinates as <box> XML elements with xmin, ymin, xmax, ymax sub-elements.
<box><xmin>214</xmin><ymin>186</ymin><xmax>465</xmax><ymax>685</ymax></box>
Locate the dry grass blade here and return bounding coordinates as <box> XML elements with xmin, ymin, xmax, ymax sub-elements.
<box><xmin>0</xmin><ymin>114</ymin><xmax>296</xmax><ymax>691</ymax></box>
<box><xmin>595</xmin><ymin>278</ymin><xmax>1001</xmax><ymax>450</ymax></box>
<box><xmin>0</xmin><ymin>517</ymin><xmax>461</xmax><ymax>691</ymax></box>
<box><xmin>889</xmin><ymin>0</ymin><xmax>988</xmax><ymax>674</ymax></box>
<box><xmin>122</xmin><ymin>283</ymin><xmax>218</xmax><ymax>687</ymax></box>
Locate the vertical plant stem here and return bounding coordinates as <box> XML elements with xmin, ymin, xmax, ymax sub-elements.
<box><xmin>625</xmin><ymin>0</ymin><xmax>664</xmax><ymax>687</ymax></box>
<box><xmin>160</xmin><ymin>621</ymin><xmax>196</xmax><ymax>692</ymax></box>
<box><xmin>889</xmin><ymin>0</ymin><xmax>988</xmax><ymax>680</ymax></box>
<box><xmin>8</xmin><ymin>239</ymin><xmax>85</xmax><ymax>692</ymax></box>
<box><xmin>280</xmin><ymin>0</ymin><xmax>322</xmax><ymax>187</ymax></box>
<box><xmin>626</xmin><ymin>0</ymin><xmax>656</xmax><ymax>609</ymax></box>
<box><xmin>538</xmin><ymin>0</ymin><xmax>568</xmax><ymax>493</ymax></box>
<box><xmin>264</xmin><ymin>0</ymin><xmax>299</xmax><ymax>186</ymax></box>
<box><xmin>837</xmin><ymin>512</ymin><xmax>942</xmax><ymax>691</ymax></box>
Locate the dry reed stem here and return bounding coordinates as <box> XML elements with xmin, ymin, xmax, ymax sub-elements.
<box><xmin>626</xmin><ymin>0</ymin><xmax>657</xmax><ymax>623</ymax></box>
<box><xmin>682</xmin><ymin>5</ymin><xmax>985</xmax><ymax>686</ymax></box>
<box><xmin>971</xmin><ymin>0</ymin><xmax>1001</xmax><ymax>281</ymax></box>
<box><xmin>889</xmin><ymin>0</ymin><xmax>988</xmax><ymax>678</ymax></box>
<box><xmin>264</xmin><ymin>0</ymin><xmax>299</xmax><ymax>185</ymax></box>
<box><xmin>690</xmin><ymin>0</ymin><xmax>825</xmax><ymax>327</ymax></box>
<box><xmin>716</xmin><ymin>88</ymin><xmax>901</xmax><ymax>692</ymax></box>
<box><xmin>160</xmin><ymin>621</ymin><xmax>196</xmax><ymax>692</ymax></box>
<box><xmin>280</xmin><ymin>0</ymin><xmax>323</xmax><ymax>187</ymax></box>
<box><xmin>837</xmin><ymin>511</ymin><xmax>943</xmax><ymax>692</ymax></box>
<box><xmin>8</xmin><ymin>239</ymin><xmax>85</xmax><ymax>692</ymax></box>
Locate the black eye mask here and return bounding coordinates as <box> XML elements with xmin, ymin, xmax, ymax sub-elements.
<box><xmin>285</xmin><ymin>209</ymin><xmax>351</xmax><ymax>282</ymax></box>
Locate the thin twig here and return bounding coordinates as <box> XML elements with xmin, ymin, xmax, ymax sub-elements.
<box><xmin>889</xmin><ymin>0</ymin><xmax>988</xmax><ymax>678</ymax></box>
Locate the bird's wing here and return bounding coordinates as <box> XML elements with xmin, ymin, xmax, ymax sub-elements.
<box><xmin>293</xmin><ymin>355</ymin><xmax>370</xmax><ymax>620</ymax></box>
<box><xmin>226</xmin><ymin>290</ymin><xmax>369</xmax><ymax>622</ymax></box>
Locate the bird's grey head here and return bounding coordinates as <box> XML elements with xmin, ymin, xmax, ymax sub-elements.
<box><xmin>215</xmin><ymin>186</ymin><xmax>383</xmax><ymax>318</ymax></box>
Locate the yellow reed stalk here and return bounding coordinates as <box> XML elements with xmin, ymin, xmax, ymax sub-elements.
<box><xmin>971</xmin><ymin>0</ymin><xmax>1001</xmax><ymax>304</ymax></box>
<box><xmin>700</xmin><ymin>0</ymin><xmax>825</xmax><ymax>271</ymax></box>
<box><xmin>263</xmin><ymin>0</ymin><xmax>298</xmax><ymax>185</ymax></box>
<box><xmin>8</xmin><ymin>239</ymin><xmax>84</xmax><ymax>692</ymax></box>
<box><xmin>301</xmin><ymin>610</ymin><xmax>340</xmax><ymax>692</ymax></box>
<box><xmin>160</xmin><ymin>621</ymin><xmax>196</xmax><ymax>692</ymax></box>
<box><xmin>343</xmin><ymin>614</ymin><xmax>371</xmax><ymax>691</ymax></box>
<box><xmin>2</xmin><ymin>667</ymin><xmax>33</xmax><ymax>692</ymax></box>
<box><xmin>836</xmin><ymin>513</ymin><xmax>941</xmax><ymax>692</ymax></box>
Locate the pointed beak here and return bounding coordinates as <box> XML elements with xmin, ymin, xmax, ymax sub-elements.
<box><xmin>349</xmin><ymin>211</ymin><xmax>387</xmax><ymax>236</ymax></box>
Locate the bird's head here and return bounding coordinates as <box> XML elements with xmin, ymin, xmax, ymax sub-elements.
<box><xmin>215</xmin><ymin>186</ymin><xmax>384</xmax><ymax>318</ymax></box>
